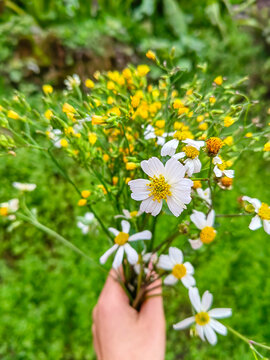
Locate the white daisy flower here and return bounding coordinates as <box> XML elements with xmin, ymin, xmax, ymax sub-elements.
<box><xmin>128</xmin><ymin>157</ymin><xmax>193</xmax><ymax>217</ymax></box>
<box><xmin>161</xmin><ymin>137</ymin><xmax>179</xmax><ymax>156</ymax></box>
<box><xmin>114</xmin><ymin>209</ymin><xmax>142</xmax><ymax>220</ymax></box>
<box><xmin>189</xmin><ymin>210</ymin><xmax>216</xmax><ymax>250</ymax></box>
<box><xmin>77</xmin><ymin>212</ymin><xmax>95</xmax><ymax>234</ymax></box>
<box><xmin>64</xmin><ymin>74</ymin><xmax>81</xmax><ymax>91</ymax></box>
<box><xmin>172</xmin><ymin>139</ymin><xmax>205</xmax><ymax>176</ymax></box>
<box><xmin>100</xmin><ymin>220</ymin><xmax>152</xmax><ymax>269</ymax></box>
<box><xmin>0</xmin><ymin>198</ymin><xmax>19</xmax><ymax>219</ymax></box>
<box><xmin>12</xmin><ymin>182</ymin><xmax>36</xmax><ymax>192</ymax></box>
<box><xmin>242</xmin><ymin>196</ymin><xmax>270</xmax><ymax>235</ymax></box>
<box><xmin>144</xmin><ymin>125</ymin><xmax>171</xmax><ymax>146</ymax></box>
<box><xmin>158</xmin><ymin>247</ymin><xmax>195</xmax><ymax>288</ymax></box>
<box><xmin>197</xmin><ymin>187</ymin><xmax>212</xmax><ymax>207</ymax></box>
<box><xmin>173</xmin><ymin>287</ymin><xmax>232</xmax><ymax>346</ymax></box>
<box><xmin>213</xmin><ymin>156</ymin><xmax>234</xmax><ymax>178</ymax></box>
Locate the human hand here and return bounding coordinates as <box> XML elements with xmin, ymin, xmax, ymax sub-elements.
<box><xmin>92</xmin><ymin>270</ymin><xmax>166</xmax><ymax>360</ymax></box>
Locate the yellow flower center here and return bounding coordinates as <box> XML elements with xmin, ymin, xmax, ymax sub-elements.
<box><xmin>206</xmin><ymin>137</ymin><xmax>223</xmax><ymax>156</ymax></box>
<box><xmin>114</xmin><ymin>232</ymin><xmax>129</xmax><ymax>245</ymax></box>
<box><xmin>147</xmin><ymin>175</ymin><xmax>171</xmax><ymax>202</ymax></box>
<box><xmin>258</xmin><ymin>203</ymin><xmax>270</xmax><ymax>220</ymax></box>
<box><xmin>221</xmin><ymin>176</ymin><xmax>233</xmax><ymax>188</ymax></box>
<box><xmin>172</xmin><ymin>264</ymin><xmax>187</xmax><ymax>279</ymax></box>
<box><xmin>130</xmin><ymin>211</ymin><xmax>138</xmax><ymax>217</ymax></box>
<box><xmin>195</xmin><ymin>312</ymin><xmax>210</xmax><ymax>326</ymax></box>
<box><xmin>174</xmin><ymin>130</ymin><xmax>194</xmax><ymax>141</ymax></box>
<box><xmin>200</xmin><ymin>226</ymin><xmax>216</xmax><ymax>244</ymax></box>
<box><xmin>183</xmin><ymin>146</ymin><xmax>199</xmax><ymax>159</ymax></box>
<box><xmin>0</xmin><ymin>207</ymin><xmax>8</xmax><ymax>216</ymax></box>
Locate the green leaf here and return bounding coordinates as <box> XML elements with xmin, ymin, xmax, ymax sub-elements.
<box><xmin>163</xmin><ymin>0</ymin><xmax>187</xmax><ymax>37</ymax></box>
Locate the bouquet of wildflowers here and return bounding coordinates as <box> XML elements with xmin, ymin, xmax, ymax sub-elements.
<box><xmin>1</xmin><ymin>51</ymin><xmax>270</xmax><ymax>354</ymax></box>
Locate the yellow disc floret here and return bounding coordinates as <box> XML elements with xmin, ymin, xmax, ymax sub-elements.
<box><xmin>258</xmin><ymin>203</ymin><xmax>270</xmax><ymax>220</ymax></box>
<box><xmin>206</xmin><ymin>137</ymin><xmax>223</xmax><ymax>156</ymax></box>
<box><xmin>114</xmin><ymin>232</ymin><xmax>129</xmax><ymax>245</ymax></box>
<box><xmin>147</xmin><ymin>175</ymin><xmax>171</xmax><ymax>202</ymax></box>
<box><xmin>195</xmin><ymin>312</ymin><xmax>210</xmax><ymax>326</ymax></box>
<box><xmin>200</xmin><ymin>226</ymin><xmax>216</xmax><ymax>244</ymax></box>
<box><xmin>221</xmin><ymin>176</ymin><xmax>233</xmax><ymax>188</ymax></box>
<box><xmin>172</xmin><ymin>264</ymin><xmax>187</xmax><ymax>279</ymax></box>
<box><xmin>183</xmin><ymin>146</ymin><xmax>199</xmax><ymax>159</ymax></box>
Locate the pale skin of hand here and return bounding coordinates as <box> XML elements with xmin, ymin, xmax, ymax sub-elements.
<box><xmin>92</xmin><ymin>270</ymin><xmax>166</xmax><ymax>360</ymax></box>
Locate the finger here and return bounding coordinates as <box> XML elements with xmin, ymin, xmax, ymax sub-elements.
<box><xmin>92</xmin><ymin>323</ymin><xmax>102</xmax><ymax>360</ymax></box>
<box><xmin>139</xmin><ymin>277</ymin><xmax>164</xmax><ymax>322</ymax></box>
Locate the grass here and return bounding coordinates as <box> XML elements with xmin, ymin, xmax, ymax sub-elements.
<box><xmin>0</xmin><ymin>146</ymin><xmax>270</xmax><ymax>359</ymax></box>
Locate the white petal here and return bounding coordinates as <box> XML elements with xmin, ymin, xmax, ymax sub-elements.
<box><xmin>213</xmin><ymin>156</ymin><xmax>222</xmax><ymax>165</ymax></box>
<box><xmin>121</xmin><ymin>220</ymin><xmax>130</xmax><ymax>234</ymax></box>
<box><xmin>141</xmin><ymin>157</ymin><xmax>164</xmax><ymax>177</ymax></box>
<box><xmin>100</xmin><ymin>244</ymin><xmax>118</xmax><ymax>264</ymax></box>
<box><xmin>161</xmin><ymin>139</ymin><xmax>179</xmax><ymax>156</ymax></box>
<box><xmin>183</xmin><ymin>139</ymin><xmax>205</xmax><ymax>149</ymax></box>
<box><xmin>209</xmin><ymin>319</ymin><xmax>227</xmax><ymax>336</ymax></box>
<box><xmin>181</xmin><ymin>274</ymin><xmax>196</xmax><ymax>288</ymax></box>
<box><xmin>206</xmin><ymin>210</ymin><xmax>215</xmax><ymax>227</ymax></box>
<box><xmin>157</xmin><ymin>136</ymin><xmax>166</xmax><ymax>146</ymax></box>
<box><xmin>112</xmin><ymin>246</ymin><xmax>124</xmax><ymax>269</ymax></box>
<box><xmin>190</xmin><ymin>210</ymin><xmax>206</xmax><ymax>230</ymax></box>
<box><xmin>140</xmin><ymin>197</ymin><xmax>163</xmax><ymax>216</ymax></box>
<box><xmin>196</xmin><ymin>325</ymin><xmax>205</xmax><ymax>341</ymax></box>
<box><xmin>189</xmin><ymin>287</ymin><xmax>201</xmax><ymax>313</ymax></box>
<box><xmin>249</xmin><ymin>215</ymin><xmax>262</xmax><ymax>230</ymax></box>
<box><xmin>165</xmin><ymin>157</ymin><xmax>186</xmax><ymax>184</ymax></box>
<box><xmin>208</xmin><ymin>308</ymin><xmax>232</xmax><ymax>319</ymax></box>
<box><xmin>242</xmin><ymin>196</ymin><xmax>261</xmax><ymax>211</ymax></box>
<box><xmin>184</xmin><ymin>261</ymin><xmax>194</xmax><ymax>274</ymax></box>
<box><xmin>213</xmin><ymin>166</ymin><xmax>222</xmax><ymax>177</ymax></box>
<box><xmin>184</xmin><ymin>159</ymin><xmax>195</xmax><ymax>177</ymax></box>
<box><xmin>263</xmin><ymin>220</ymin><xmax>270</xmax><ymax>235</ymax></box>
<box><xmin>150</xmin><ymin>200</ymin><xmax>163</xmax><ymax>216</ymax></box>
<box><xmin>201</xmin><ymin>291</ymin><xmax>213</xmax><ymax>311</ymax></box>
<box><xmin>224</xmin><ymin>169</ymin><xmax>234</xmax><ymax>178</ymax></box>
<box><xmin>157</xmin><ymin>255</ymin><xmax>173</xmax><ymax>270</ymax></box>
<box><xmin>169</xmin><ymin>247</ymin><xmax>183</xmax><ymax>265</ymax></box>
<box><xmin>108</xmin><ymin>227</ymin><xmax>119</xmax><ymax>237</ymax></box>
<box><xmin>167</xmin><ymin>196</ymin><xmax>185</xmax><ymax>217</ymax></box>
<box><xmin>192</xmin><ymin>158</ymin><xmax>201</xmax><ymax>174</ymax></box>
<box><xmin>124</xmin><ymin>243</ymin><xmax>138</xmax><ymax>265</ymax></box>
<box><xmin>129</xmin><ymin>230</ymin><xmax>152</xmax><ymax>242</ymax></box>
<box><xmin>204</xmin><ymin>324</ymin><xmax>217</xmax><ymax>345</ymax></box>
<box><xmin>173</xmin><ymin>316</ymin><xmax>195</xmax><ymax>330</ymax></box>
<box><xmin>164</xmin><ymin>274</ymin><xmax>178</xmax><ymax>285</ymax></box>
<box><xmin>172</xmin><ymin>152</ymin><xmax>185</xmax><ymax>160</ymax></box>
<box><xmin>189</xmin><ymin>239</ymin><xmax>203</xmax><ymax>250</ymax></box>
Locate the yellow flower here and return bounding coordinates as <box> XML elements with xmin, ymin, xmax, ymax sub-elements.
<box><xmin>214</xmin><ymin>76</ymin><xmax>223</xmax><ymax>85</ymax></box>
<box><xmin>178</xmin><ymin>107</ymin><xmax>189</xmax><ymax>115</ymax></box>
<box><xmin>224</xmin><ymin>116</ymin><xmax>234</xmax><ymax>127</ymax></box>
<box><xmin>172</xmin><ymin>90</ymin><xmax>178</xmax><ymax>98</ymax></box>
<box><xmin>107</xmin><ymin>96</ymin><xmax>114</xmax><ymax>105</ymax></box>
<box><xmin>42</xmin><ymin>84</ymin><xmax>53</xmax><ymax>95</ymax></box>
<box><xmin>146</xmin><ymin>50</ymin><xmax>156</xmax><ymax>61</ymax></box>
<box><xmin>103</xmin><ymin>154</ymin><xmax>110</xmax><ymax>162</ymax></box>
<box><xmin>60</xmin><ymin>139</ymin><xmax>68</xmax><ymax>148</ymax></box>
<box><xmin>263</xmin><ymin>142</ymin><xmax>270</xmax><ymax>152</ymax></box>
<box><xmin>122</xmin><ymin>68</ymin><xmax>132</xmax><ymax>79</ymax></box>
<box><xmin>199</xmin><ymin>122</ymin><xmax>208</xmax><ymax>131</ymax></box>
<box><xmin>245</xmin><ymin>132</ymin><xmax>253</xmax><ymax>138</ymax></box>
<box><xmin>93</xmin><ymin>99</ymin><xmax>101</xmax><ymax>107</ymax></box>
<box><xmin>62</xmin><ymin>103</ymin><xmax>75</xmax><ymax>114</ymax></box>
<box><xmin>173</xmin><ymin>130</ymin><xmax>194</xmax><ymax>141</ymax></box>
<box><xmin>44</xmin><ymin>109</ymin><xmax>53</xmax><ymax>120</ymax></box>
<box><xmin>81</xmin><ymin>190</ymin><xmax>91</xmax><ymax>198</ymax></box>
<box><xmin>152</xmin><ymin>89</ymin><xmax>160</xmax><ymax>98</ymax></box>
<box><xmin>108</xmin><ymin>107</ymin><xmax>121</xmax><ymax>116</ymax></box>
<box><xmin>88</xmin><ymin>132</ymin><xmax>97</xmax><ymax>145</ymax></box>
<box><xmin>125</xmin><ymin>177</ymin><xmax>131</xmax><ymax>184</ymax></box>
<box><xmin>206</xmin><ymin>137</ymin><xmax>223</xmax><ymax>156</ymax></box>
<box><xmin>0</xmin><ymin>207</ymin><xmax>8</xmax><ymax>216</ymax></box>
<box><xmin>78</xmin><ymin>199</ymin><xmax>87</xmax><ymax>206</ymax></box>
<box><xmin>112</xmin><ymin>176</ymin><xmax>119</xmax><ymax>185</ymax></box>
<box><xmin>187</xmin><ymin>111</ymin><xmax>193</xmax><ymax>118</ymax></box>
<box><xmin>186</xmin><ymin>89</ymin><xmax>193</xmax><ymax>96</ymax></box>
<box><xmin>92</xmin><ymin>115</ymin><xmax>106</xmax><ymax>125</ymax></box>
<box><xmin>107</xmin><ymin>81</ymin><xmax>115</xmax><ymax>90</ymax></box>
<box><xmin>197</xmin><ymin>115</ymin><xmax>204</xmax><ymax>123</ymax></box>
<box><xmin>131</xmin><ymin>95</ymin><xmax>140</xmax><ymax>108</ymax></box>
<box><xmin>137</xmin><ymin>65</ymin><xmax>150</xmax><ymax>77</ymax></box>
<box><xmin>97</xmin><ymin>184</ymin><xmax>107</xmax><ymax>195</ymax></box>
<box><xmin>0</xmin><ymin>105</ymin><xmax>3</xmax><ymax>112</ymax></box>
<box><xmin>155</xmin><ymin>120</ymin><xmax>165</xmax><ymax>129</ymax></box>
<box><xmin>209</xmin><ymin>96</ymin><xmax>216</xmax><ymax>104</ymax></box>
<box><xmin>85</xmin><ymin>79</ymin><xmax>95</xmax><ymax>88</ymax></box>
<box><xmin>126</xmin><ymin>162</ymin><xmax>137</xmax><ymax>170</ymax></box>
<box><xmin>8</xmin><ymin>110</ymin><xmax>20</xmax><ymax>119</ymax></box>
<box><xmin>223</xmin><ymin>136</ymin><xmax>233</xmax><ymax>146</ymax></box>
<box><xmin>193</xmin><ymin>180</ymin><xmax>202</xmax><ymax>189</ymax></box>
<box><xmin>173</xmin><ymin>99</ymin><xmax>184</xmax><ymax>109</ymax></box>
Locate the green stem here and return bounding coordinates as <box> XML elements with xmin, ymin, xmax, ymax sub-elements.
<box><xmin>216</xmin><ymin>213</ymin><xmax>252</xmax><ymax>218</ymax></box>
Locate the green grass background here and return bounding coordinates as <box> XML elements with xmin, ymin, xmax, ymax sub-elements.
<box><xmin>1</xmin><ymin>145</ymin><xmax>270</xmax><ymax>359</ymax></box>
